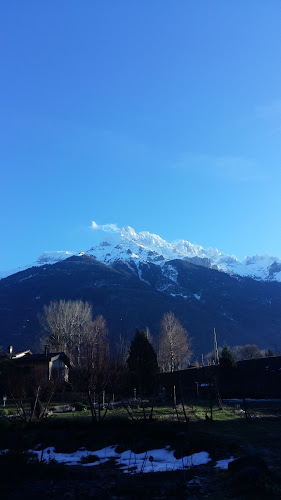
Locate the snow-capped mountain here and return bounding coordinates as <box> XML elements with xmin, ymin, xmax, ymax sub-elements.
<box><xmin>0</xmin><ymin>251</ymin><xmax>75</xmax><ymax>279</ymax></box>
<box><xmin>2</xmin><ymin>225</ymin><xmax>281</xmax><ymax>282</ymax></box>
<box><xmin>31</xmin><ymin>225</ymin><xmax>281</xmax><ymax>282</ymax></box>
<box><xmin>2</xmin><ymin>225</ymin><xmax>281</xmax><ymax>355</ymax></box>
<box><xmin>2</xmin><ymin>226</ymin><xmax>281</xmax><ymax>282</ymax></box>
<box><xmin>84</xmin><ymin>225</ymin><xmax>281</xmax><ymax>282</ymax></box>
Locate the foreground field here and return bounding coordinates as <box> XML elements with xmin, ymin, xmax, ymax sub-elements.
<box><xmin>0</xmin><ymin>399</ymin><xmax>281</xmax><ymax>498</ymax></box>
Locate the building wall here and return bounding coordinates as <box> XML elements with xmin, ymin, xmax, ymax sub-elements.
<box><xmin>159</xmin><ymin>356</ymin><xmax>281</xmax><ymax>399</ymax></box>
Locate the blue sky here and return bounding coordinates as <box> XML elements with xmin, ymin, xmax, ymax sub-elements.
<box><xmin>1</xmin><ymin>1</ymin><xmax>281</xmax><ymax>270</ymax></box>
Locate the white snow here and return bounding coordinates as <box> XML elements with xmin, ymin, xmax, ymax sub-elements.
<box><xmin>0</xmin><ymin>251</ymin><xmax>75</xmax><ymax>279</ymax></box>
<box><xmin>35</xmin><ymin>251</ymin><xmax>75</xmax><ymax>266</ymax></box>
<box><xmin>214</xmin><ymin>457</ymin><xmax>235</xmax><ymax>469</ymax></box>
<box><xmin>170</xmin><ymin>293</ymin><xmax>188</xmax><ymax>299</ymax></box>
<box><xmin>194</xmin><ymin>294</ymin><xmax>201</xmax><ymax>301</ymax></box>
<box><xmin>117</xmin><ymin>448</ymin><xmax>211</xmax><ymax>474</ymax></box>
<box><xmin>161</xmin><ymin>264</ymin><xmax>178</xmax><ymax>284</ymax></box>
<box><xmin>30</xmin><ymin>445</ymin><xmax>119</xmax><ymax>466</ymax></box>
<box><xmin>18</xmin><ymin>274</ymin><xmax>34</xmax><ymax>282</ymax></box>
<box><xmin>137</xmin><ymin>265</ymin><xmax>151</xmax><ymax>286</ymax></box>
<box><xmin>7</xmin><ymin>446</ymin><xmax>211</xmax><ymax>473</ymax></box>
<box><xmin>84</xmin><ymin>225</ymin><xmax>281</xmax><ymax>282</ymax></box>
<box><xmin>2</xmin><ymin>223</ymin><xmax>281</xmax><ymax>282</ymax></box>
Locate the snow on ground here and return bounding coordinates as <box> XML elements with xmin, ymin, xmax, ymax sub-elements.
<box><xmin>1</xmin><ymin>445</ymin><xmax>240</xmax><ymax>473</ymax></box>
<box><xmin>31</xmin><ymin>445</ymin><xmax>119</xmax><ymax>466</ymax></box>
<box><xmin>117</xmin><ymin>448</ymin><xmax>211</xmax><ymax>474</ymax></box>
<box><xmin>214</xmin><ymin>457</ymin><xmax>235</xmax><ymax>469</ymax></box>
<box><xmin>21</xmin><ymin>446</ymin><xmax>211</xmax><ymax>473</ymax></box>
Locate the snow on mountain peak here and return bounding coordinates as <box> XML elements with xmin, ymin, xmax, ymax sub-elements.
<box><xmin>35</xmin><ymin>251</ymin><xmax>75</xmax><ymax>266</ymax></box>
<box><xmin>87</xmin><ymin>223</ymin><xmax>281</xmax><ymax>282</ymax></box>
<box><xmin>1</xmin><ymin>222</ymin><xmax>281</xmax><ymax>282</ymax></box>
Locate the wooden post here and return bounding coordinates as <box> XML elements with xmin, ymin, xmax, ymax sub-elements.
<box><xmin>173</xmin><ymin>385</ymin><xmax>176</xmax><ymax>406</ymax></box>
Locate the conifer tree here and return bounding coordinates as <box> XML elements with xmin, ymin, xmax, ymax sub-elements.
<box><xmin>219</xmin><ymin>344</ymin><xmax>237</xmax><ymax>369</ymax></box>
<box><xmin>127</xmin><ymin>329</ymin><xmax>159</xmax><ymax>395</ymax></box>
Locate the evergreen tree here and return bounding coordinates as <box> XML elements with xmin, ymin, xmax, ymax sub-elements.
<box><xmin>265</xmin><ymin>348</ymin><xmax>274</xmax><ymax>357</ymax></box>
<box><xmin>127</xmin><ymin>329</ymin><xmax>159</xmax><ymax>395</ymax></box>
<box><xmin>219</xmin><ymin>344</ymin><xmax>237</xmax><ymax>369</ymax></box>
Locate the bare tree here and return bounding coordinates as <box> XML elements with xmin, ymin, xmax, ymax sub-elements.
<box><xmin>232</xmin><ymin>344</ymin><xmax>262</xmax><ymax>361</ymax></box>
<box><xmin>79</xmin><ymin>315</ymin><xmax>110</xmax><ymax>390</ymax></box>
<box><xmin>40</xmin><ymin>300</ymin><xmax>93</xmax><ymax>364</ymax></box>
<box><xmin>158</xmin><ymin>312</ymin><xmax>191</xmax><ymax>372</ymax></box>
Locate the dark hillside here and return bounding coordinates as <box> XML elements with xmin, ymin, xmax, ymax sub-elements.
<box><xmin>0</xmin><ymin>255</ymin><xmax>281</xmax><ymax>355</ymax></box>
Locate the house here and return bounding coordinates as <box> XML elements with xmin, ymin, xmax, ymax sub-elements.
<box><xmin>0</xmin><ymin>346</ymin><xmax>70</xmax><ymax>387</ymax></box>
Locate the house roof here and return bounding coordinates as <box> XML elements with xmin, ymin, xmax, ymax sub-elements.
<box><xmin>0</xmin><ymin>349</ymin><xmax>70</xmax><ymax>367</ymax></box>
<box><xmin>0</xmin><ymin>350</ymin><xmax>32</xmax><ymax>361</ymax></box>
<box><xmin>12</xmin><ymin>350</ymin><xmax>32</xmax><ymax>359</ymax></box>
<box><xmin>15</xmin><ymin>352</ymin><xmax>71</xmax><ymax>367</ymax></box>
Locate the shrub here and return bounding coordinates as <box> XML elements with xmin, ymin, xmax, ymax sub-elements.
<box><xmin>73</xmin><ymin>402</ymin><xmax>87</xmax><ymax>412</ymax></box>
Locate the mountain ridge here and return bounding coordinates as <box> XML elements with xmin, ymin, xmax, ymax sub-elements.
<box><xmin>1</xmin><ymin>252</ymin><xmax>281</xmax><ymax>356</ymax></box>
<box><xmin>5</xmin><ymin>225</ymin><xmax>279</xmax><ymax>283</ymax></box>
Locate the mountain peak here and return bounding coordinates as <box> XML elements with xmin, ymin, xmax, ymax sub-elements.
<box><xmin>1</xmin><ymin>223</ymin><xmax>281</xmax><ymax>282</ymax></box>
<box><xmin>87</xmin><ymin>224</ymin><xmax>281</xmax><ymax>282</ymax></box>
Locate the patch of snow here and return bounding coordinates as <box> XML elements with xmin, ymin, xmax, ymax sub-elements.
<box><xmin>137</xmin><ymin>264</ymin><xmax>151</xmax><ymax>286</ymax></box>
<box><xmin>35</xmin><ymin>251</ymin><xmax>75</xmax><ymax>266</ymax></box>
<box><xmin>214</xmin><ymin>457</ymin><xmax>235</xmax><ymax>469</ymax></box>
<box><xmin>170</xmin><ymin>293</ymin><xmax>188</xmax><ymax>299</ymax></box>
<box><xmin>115</xmin><ymin>448</ymin><xmax>211</xmax><ymax>474</ymax></box>
<box><xmin>18</xmin><ymin>274</ymin><xmax>34</xmax><ymax>282</ymax></box>
<box><xmin>11</xmin><ymin>446</ymin><xmax>211</xmax><ymax>473</ymax></box>
<box><xmin>221</xmin><ymin>312</ymin><xmax>234</xmax><ymax>321</ymax></box>
<box><xmin>125</xmin><ymin>261</ymin><xmax>137</xmax><ymax>275</ymax></box>
<box><xmin>31</xmin><ymin>446</ymin><xmax>119</xmax><ymax>466</ymax></box>
<box><xmin>156</xmin><ymin>282</ymin><xmax>172</xmax><ymax>293</ymax></box>
<box><xmin>194</xmin><ymin>294</ymin><xmax>201</xmax><ymax>301</ymax></box>
<box><xmin>161</xmin><ymin>264</ymin><xmax>178</xmax><ymax>284</ymax></box>
<box><xmin>0</xmin><ymin>251</ymin><xmax>76</xmax><ymax>280</ymax></box>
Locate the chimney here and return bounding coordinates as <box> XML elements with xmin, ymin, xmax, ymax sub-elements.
<box><xmin>7</xmin><ymin>345</ymin><xmax>13</xmax><ymax>354</ymax></box>
<box><xmin>44</xmin><ymin>345</ymin><xmax>49</xmax><ymax>357</ymax></box>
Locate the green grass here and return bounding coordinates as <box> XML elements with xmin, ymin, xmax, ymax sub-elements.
<box><xmin>1</xmin><ymin>398</ymin><xmax>281</xmax><ymax>462</ymax></box>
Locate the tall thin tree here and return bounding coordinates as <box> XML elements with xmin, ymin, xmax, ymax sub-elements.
<box><xmin>158</xmin><ymin>312</ymin><xmax>191</xmax><ymax>372</ymax></box>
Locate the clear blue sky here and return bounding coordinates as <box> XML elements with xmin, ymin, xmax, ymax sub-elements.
<box><xmin>1</xmin><ymin>1</ymin><xmax>281</xmax><ymax>270</ymax></box>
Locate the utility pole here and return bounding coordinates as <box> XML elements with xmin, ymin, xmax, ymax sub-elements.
<box><xmin>214</xmin><ymin>328</ymin><xmax>219</xmax><ymax>364</ymax></box>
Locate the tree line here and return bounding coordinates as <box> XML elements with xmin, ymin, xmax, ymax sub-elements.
<box><xmin>39</xmin><ymin>299</ymin><xmax>277</xmax><ymax>399</ymax></box>
<box><xmin>39</xmin><ymin>299</ymin><xmax>191</xmax><ymax>401</ymax></box>
<box><xmin>205</xmin><ymin>343</ymin><xmax>276</xmax><ymax>365</ymax></box>
<box><xmin>40</xmin><ymin>300</ymin><xmax>191</xmax><ymax>373</ymax></box>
